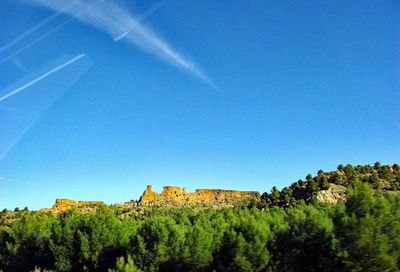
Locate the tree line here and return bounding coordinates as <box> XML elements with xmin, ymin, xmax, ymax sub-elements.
<box><xmin>0</xmin><ymin>163</ymin><xmax>399</xmax><ymax>271</ymax></box>
<box><xmin>261</xmin><ymin>162</ymin><xmax>400</xmax><ymax>208</ymax></box>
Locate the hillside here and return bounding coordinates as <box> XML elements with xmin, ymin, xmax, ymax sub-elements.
<box><xmin>0</xmin><ymin>163</ymin><xmax>399</xmax><ymax>272</ymax></box>
<box><xmin>261</xmin><ymin>162</ymin><xmax>400</xmax><ymax>208</ymax></box>
<box><xmin>30</xmin><ymin>162</ymin><xmax>400</xmax><ymax>214</ymax></box>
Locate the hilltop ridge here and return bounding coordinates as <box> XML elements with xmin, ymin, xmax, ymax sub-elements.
<box><xmin>261</xmin><ymin>162</ymin><xmax>400</xmax><ymax>208</ymax></box>
<box><xmin>139</xmin><ymin>185</ymin><xmax>260</xmax><ymax>207</ymax></box>
<box><xmin>39</xmin><ymin>186</ymin><xmax>261</xmax><ymax>212</ymax></box>
<box><xmin>40</xmin><ymin>199</ymin><xmax>105</xmax><ymax>213</ymax></box>
<box><xmin>31</xmin><ymin>162</ymin><xmax>400</xmax><ymax>212</ymax></box>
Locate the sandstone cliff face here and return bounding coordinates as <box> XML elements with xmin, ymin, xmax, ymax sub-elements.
<box><xmin>40</xmin><ymin>186</ymin><xmax>260</xmax><ymax>212</ymax></box>
<box><xmin>139</xmin><ymin>185</ymin><xmax>260</xmax><ymax>206</ymax></box>
<box><xmin>40</xmin><ymin>198</ymin><xmax>104</xmax><ymax>213</ymax></box>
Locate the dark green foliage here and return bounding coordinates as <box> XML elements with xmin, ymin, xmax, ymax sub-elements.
<box><xmin>261</xmin><ymin>162</ymin><xmax>400</xmax><ymax>208</ymax></box>
<box><xmin>211</xmin><ymin>209</ymin><xmax>270</xmax><ymax>271</ymax></box>
<box><xmin>334</xmin><ymin>183</ymin><xmax>400</xmax><ymax>271</ymax></box>
<box><xmin>269</xmin><ymin>204</ymin><xmax>343</xmax><ymax>272</ymax></box>
<box><xmin>0</xmin><ymin>163</ymin><xmax>399</xmax><ymax>271</ymax></box>
<box><xmin>0</xmin><ymin>212</ymin><xmax>55</xmax><ymax>271</ymax></box>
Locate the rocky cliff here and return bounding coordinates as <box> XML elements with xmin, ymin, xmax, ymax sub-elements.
<box><xmin>40</xmin><ymin>198</ymin><xmax>104</xmax><ymax>213</ymax></box>
<box><xmin>139</xmin><ymin>185</ymin><xmax>260</xmax><ymax>206</ymax></box>
<box><xmin>315</xmin><ymin>184</ymin><xmax>347</xmax><ymax>203</ymax></box>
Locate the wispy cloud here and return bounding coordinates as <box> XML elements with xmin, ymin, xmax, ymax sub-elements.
<box><xmin>113</xmin><ymin>31</ymin><xmax>129</xmax><ymax>42</ymax></box>
<box><xmin>29</xmin><ymin>0</ymin><xmax>218</xmax><ymax>89</ymax></box>
<box><xmin>0</xmin><ymin>176</ymin><xmax>38</xmax><ymax>187</ymax></box>
<box><xmin>0</xmin><ymin>53</ymin><xmax>86</xmax><ymax>102</ymax></box>
<box><xmin>0</xmin><ymin>54</ymin><xmax>90</xmax><ymax>160</ymax></box>
<box><xmin>12</xmin><ymin>58</ymin><xmax>28</xmax><ymax>72</ymax></box>
<box><xmin>0</xmin><ymin>9</ymin><xmax>61</xmax><ymax>53</ymax></box>
<box><xmin>0</xmin><ymin>117</ymin><xmax>39</xmax><ymax>160</ymax></box>
<box><xmin>0</xmin><ymin>17</ymin><xmax>75</xmax><ymax>64</ymax></box>
<box><xmin>113</xmin><ymin>0</ymin><xmax>166</xmax><ymax>41</ymax></box>
<box><xmin>0</xmin><ymin>1</ymin><xmax>102</xmax><ymax>64</ymax></box>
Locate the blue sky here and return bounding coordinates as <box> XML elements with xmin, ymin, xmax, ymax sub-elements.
<box><xmin>0</xmin><ymin>0</ymin><xmax>399</xmax><ymax>210</ymax></box>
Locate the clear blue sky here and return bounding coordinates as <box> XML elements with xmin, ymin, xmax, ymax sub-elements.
<box><xmin>0</xmin><ymin>0</ymin><xmax>399</xmax><ymax>210</ymax></box>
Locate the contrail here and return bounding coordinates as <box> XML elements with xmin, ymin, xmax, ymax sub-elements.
<box><xmin>113</xmin><ymin>1</ymin><xmax>166</xmax><ymax>42</ymax></box>
<box><xmin>0</xmin><ymin>1</ymin><xmax>102</xmax><ymax>64</ymax></box>
<box><xmin>113</xmin><ymin>31</ymin><xmax>129</xmax><ymax>42</ymax></box>
<box><xmin>30</xmin><ymin>0</ymin><xmax>218</xmax><ymax>90</ymax></box>
<box><xmin>0</xmin><ymin>54</ymin><xmax>86</xmax><ymax>102</ymax></box>
<box><xmin>0</xmin><ymin>116</ymin><xmax>39</xmax><ymax>160</ymax></box>
<box><xmin>0</xmin><ymin>1</ymin><xmax>80</xmax><ymax>54</ymax></box>
<box><xmin>0</xmin><ymin>11</ymin><xmax>61</xmax><ymax>53</ymax></box>
<box><xmin>0</xmin><ymin>17</ymin><xmax>75</xmax><ymax>64</ymax></box>
<box><xmin>140</xmin><ymin>1</ymin><xmax>166</xmax><ymax>20</ymax></box>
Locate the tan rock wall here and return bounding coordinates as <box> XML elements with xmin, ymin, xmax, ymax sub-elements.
<box><xmin>54</xmin><ymin>198</ymin><xmax>78</xmax><ymax>208</ymax></box>
<box><xmin>78</xmin><ymin>201</ymin><xmax>105</xmax><ymax>206</ymax></box>
<box><xmin>139</xmin><ymin>185</ymin><xmax>260</xmax><ymax>206</ymax></box>
<box><xmin>40</xmin><ymin>198</ymin><xmax>104</xmax><ymax>213</ymax></box>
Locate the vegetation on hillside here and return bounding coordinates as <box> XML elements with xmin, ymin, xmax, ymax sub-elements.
<box><xmin>261</xmin><ymin>162</ymin><xmax>400</xmax><ymax>208</ymax></box>
<box><xmin>0</xmin><ymin>163</ymin><xmax>399</xmax><ymax>272</ymax></box>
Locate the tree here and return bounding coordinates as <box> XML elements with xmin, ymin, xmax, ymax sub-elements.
<box><xmin>374</xmin><ymin>161</ymin><xmax>381</xmax><ymax>170</ymax></box>
<box><xmin>212</xmin><ymin>210</ymin><xmax>271</xmax><ymax>271</ymax></box>
<box><xmin>335</xmin><ymin>182</ymin><xmax>400</xmax><ymax>271</ymax></box>
<box><xmin>109</xmin><ymin>256</ymin><xmax>141</xmax><ymax>272</ymax></box>
<box><xmin>270</xmin><ymin>204</ymin><xmax>343</xmax><ymax>271</ymax></box>
<box><xmin>319</xmin><ymin>176</ymin><xmax>330</xmax><ymax>190</ymax></box>
<box><xmin>370</xmin><ymin>173</ymin><xmax>381</xmax><ymax>189</ymax></box>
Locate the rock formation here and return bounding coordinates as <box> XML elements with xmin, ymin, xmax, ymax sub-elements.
<box><xmin>315</xmin><ymin>184</ymin><xmax>347</xmax><ymax>203</ymax></box>
<box><xmin>139</xmin><ymin>185</ymin><xmax>260</xmax><ymax>206</ymax></box>
<box><xmin>40</xmin><ymin>198</ymin><xmax>104</xmax><ymax>213</ymax></box>
<box><xmin>39</xmin><ymin>186</ymin><xmax>260</xmax><ymax>212</ymax></box>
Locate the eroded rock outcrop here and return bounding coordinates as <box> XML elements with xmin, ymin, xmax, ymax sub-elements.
<box><xmin>315</xmin><ymin>184</ymin><xmax>347</xmax><ymax>203</ymax></box>
<box><xmin>40</xmin><ymin>198</ymin><xmax>104</xmax><ymax>213</ymax></box>
<box><xmin>139</xmin><ymin>185</ymin><xmax>260</xmax><ymax>207</ymax></box>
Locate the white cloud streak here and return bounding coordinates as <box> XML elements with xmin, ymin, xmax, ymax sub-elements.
<box><xmin>0</xmin><ymin>17</ymin><xmax>74</xmax><ymax>64</ymax></box>
<box><xmin>0</xmin><ymin>1</ymin><xmax>101</xmax><ymax>64</ymax></box>
<box><xmin>0</xmin><ymin>10</ymin><xmax>61</xmax><ymax>53</ymax></box>
<box><xmin>0</xmin><ymin>53</ymin><xmax>86</xmax><ymax>102</ymax></box>
<box><xmin>113</xmin><ymin>31</ymin><xmax>129</xmax><ymax>42</ymax></box>
<box><xmin>0</xmin><ymin>2</ymin><xmax>87</xmax><ymax>54</ymax></box>
<box><xmin>0</xmin><ymin>176</ymin><xmax>38</xmax><ymax>187</ymax></box>
<box><xmin>29</xmin><ymin>0</ymin><xmax>218</xmax><ymax>89</ymax></box>
<box><xmin>112</xmin><ymin>0</ymin><xmax>166</xmax><ymax>41</ymax></box>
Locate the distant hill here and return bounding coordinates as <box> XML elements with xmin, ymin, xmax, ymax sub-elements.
<box><xmin>5</xmin><ymin>162</ymin><xmax>399</xmax><ymax>213</ymax></box>
<box><xmin>261</xmin><ymin>162</ymin><xmax>400</xmax><ymax>208</ymax></box>
<box><xmin>1</xmin><ymin>162</ymin><xmax>399</xmax><ymax>272</ymax></box>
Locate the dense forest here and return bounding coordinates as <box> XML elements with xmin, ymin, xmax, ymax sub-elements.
<box><xmin>0</xmin><ymin>163</ymin><xmax>399</xmax><ymax>271</ymax></box>
<box><xmin>261</xmin><ymin>162</ymin><xmax>400</xmax><ymax>208</ymax></box>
